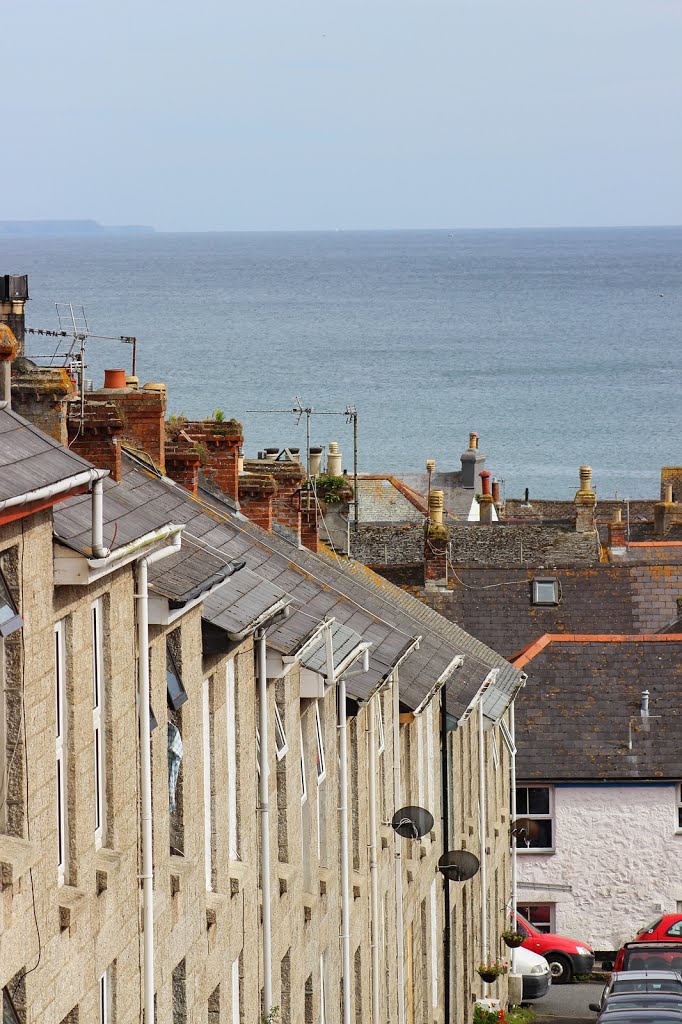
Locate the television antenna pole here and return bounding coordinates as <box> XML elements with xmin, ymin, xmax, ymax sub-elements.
<box><xmin>247</xmin><ymin>397</ymin><xmax>360</xmax><ymax>528</ymax></box>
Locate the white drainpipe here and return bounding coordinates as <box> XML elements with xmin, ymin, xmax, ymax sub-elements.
<box><xmin>136</xmin><ymin>527</ymin><xmax>183</xmax><ymax>1024</ymax></box>
<box><xmin>368</xmin><ymin>691</ymin><xmax>380</xmax><ymax>1024</ymax></box>
<box><xmin>257</xmin><ymin>628</ymin><xmax>273</xmax><ymax>1012</ymax></box>
<box><xmin>510</xmin><ymin>702</ymin><xmax>518</xmax><ymax>974</ymax></box>
<box><xmin>91</xmin><ymin>477</ymin><xmax>108</xmax><ymax>557</ymax></box>
<box><xmin>338</xmin><ymin>666</ymin><xmax>352</xmax><ymax>1024</ymax></box>
<box><xmin>393</xmin><ymin>669</ymin><xmax>406</xmax><ymax>1024</ymax></box>
<box><xmin>478</xmin><ymin>698</ymin><xmax>488</xmax><ymax>988</ymax></box>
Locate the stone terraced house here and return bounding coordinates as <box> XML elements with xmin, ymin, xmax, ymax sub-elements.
<box><xmin>0</xmin><ymin>315</ymin><xmax>525</xmax><ymax>1024</ymax></box>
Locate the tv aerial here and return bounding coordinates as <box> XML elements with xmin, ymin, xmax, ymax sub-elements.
<box><xmin>391</xmin><ymin>805</ymin><xmax>434</xmax><ymax>840</ymax></box>
<box><xmin>437</xmin><ymin>850</ymin><xmax>480</xmax><ymax>882</ymax></box>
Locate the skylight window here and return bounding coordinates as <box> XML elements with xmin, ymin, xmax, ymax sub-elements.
<box><xmin>531</xmin><ymin>578</ymin><xmax>559</xmax><ymax>606</ymax></box>
<box><xmin>166</xmin><ymin>643</ymin><xmax>188</xmax><ymax>711</ymax></box>
<box><xmin>0</xmin><ymin>569</ymin><xmax>22</xmax><ymax>637</ymax></box>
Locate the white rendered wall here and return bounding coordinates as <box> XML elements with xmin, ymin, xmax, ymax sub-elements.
<box><xmin>518</xmin><ymin>784</ymin><xmax>682</xmax><ymax>951</ymax></box>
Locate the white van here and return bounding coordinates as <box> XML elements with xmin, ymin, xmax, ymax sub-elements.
<box><xmin>513</xmin><ymin>946</ymin><xmax>551</xmax><ymax>1000</ymax></box>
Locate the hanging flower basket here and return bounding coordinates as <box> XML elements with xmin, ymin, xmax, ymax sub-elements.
<box><xmin>477</xmin><ymin>957</ymin><xmax>509</xmax><ymax>983</ymax></box>
<box><xmin>502</xmin><ymin>929</ymin><xmax>525</xmax><ymax>948</ymax></box>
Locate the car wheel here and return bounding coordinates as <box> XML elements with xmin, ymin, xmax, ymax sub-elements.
<box><xmin>547</xmin><ymin>954</ymin><xmax>573</xmax><ymax>984</ymax></box>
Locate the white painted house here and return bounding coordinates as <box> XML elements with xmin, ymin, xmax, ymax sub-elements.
<box><xmin>512</xmin><ymin>633</ymin><xmax>682</xmax><ymax>953</ymax></box>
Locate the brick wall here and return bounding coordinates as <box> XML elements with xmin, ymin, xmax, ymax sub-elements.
<box><xmin>11</xmin><ymin>364</ymin><xmax>75</xmax><ymax>445</ymax></box>
<box><xmin>68</xmin><ymin>401</ymin><xmax>123</xmax><ymax>480</ymax></box>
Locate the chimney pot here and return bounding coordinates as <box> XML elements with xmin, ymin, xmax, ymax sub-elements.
<box><xmin>428</xmin><ymin>489</ymin><xmax>444</xmax><ymax>526</ymax></box>
<box><xmin>664</xmin><ymin>483</ymin><xmax>673</xmax><ymax>503</ymax></box>
<box><xmin>491</xmin><ymin>478</ymin><xmax>500</xmax><ymax>503</ymax></box>
<box><xmin>327</xmin><ymin>441</ymin><xmax>342</xmax><ymax>477</ymax></box>
<box><xmin>126</xmin><ymin>375</ymin><xmax>139</xmax><ymax>390</ymax></box>
<box><xmin>103</xmin><ymin>368</ymin><xmax>127</xmax><ymax>390</ymax></box>
<box><xmin>579</xmin><ymin>465</ymin><xmax>593</xmax><ymax>493</ymax></box>
<box><xmin>612</xmin><ymin>507</ymin><xmax>622</xmax><ymax>524</ymax></box>
<box><xmin>469</xmin><ymin>431</ymin><xmax>478</xmax><ymax>450</ymax></box>
<box><xmin>142</xmin><ymin>381</ymin><xmax>167</xmax><ymax>396</ymax></box>
<box><xmin>426</xmin><ymin>459</ymin><xmax>436</xmax><ymax>474</ymax></box>
<box><xmin>480</xmin><ymin>470</ymin><xmax>491</xmax><ymax>496</ymax></box>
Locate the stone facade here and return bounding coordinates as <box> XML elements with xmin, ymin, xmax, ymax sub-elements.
<box><xmin>0</xmin><ymin>492</ymin><xmax>515</xmax><ymax>1023</ymax></box>
<box><xmin>517</xmin><ymin>783</ymin><xmax>682</xmax><ymax>952</ymax></box>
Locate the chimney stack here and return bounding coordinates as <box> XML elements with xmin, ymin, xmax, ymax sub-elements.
<box><xmin>608</xmin><ymin>506</ymin><xmax>626</xmax><ymax>552</ymax></box>
<box><xmin>0</xmin><ymin>275</ymin><xmax>29</xmax><ymax>356</ymax></box>
<box><xmin>478</xmin><ymin>470</ymin><xmax>494</xmax><ymax>525</ymax></box>
<box><xmin>460</xmin><ymin>431</ymin><xmax>486</xmax><ymax>489</ymax></box>
<box><xmin>654</xmin><ymin>484</ymin><xmax>681</xmax><ymax>538</ymax></box>
<box><xmin>574</xmin><ymin>465</ymin><xmax>596</xmax><ymax>533</ymax></box>
<box><xmin>425</xmin><ymin>488</ymin><xmax>448</xmax><ymax>588</ymax></box>
<box><xmin>0</xmin><ymin>325</ymin><xmax>18</xmax><ymax>406</ymax></box>
<box><xmin>11</xmin><ymin>358</ymin><xmax>76</xmax><ymax>445</ymax></box>
<box><xmin>84</xmin><ymin>373</ymin><xmax>168</xmax><ymax>471</ymax></box>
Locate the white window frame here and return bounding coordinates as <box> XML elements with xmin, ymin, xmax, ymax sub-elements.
<box><xmin>92</xmin><ymin>600</ymin><xmax>105</xmax><ymax>850</ymax></box>
<box><xmin>491</xmin><ymin>732</ymin><xmax>500</xmax><ymax>770</ymax></box>
<box><xmin>231</xmin><ymin>957</ymin><xmax>241</xmax><ymax>1024</ymax></box>
<box><xmin>300</xmin><ymin>723</ymin><xmax>307</xmax><ymax>804</ymax></box>
<box><xmin>518</xmin><ymin>902</ymin><xmax>556</xmax><ymax>934</ymax></box>
<box><xmin>315</xmin><ymin>704</ymin><xmax>326</xmax><ymax>783</ymax></box>
<box><xmin>515</xmin><ymin>784</ymin><xmax>554</xmax><ymax>852</ymax></box>
<box><xmin>55</xmin><ymin>620</ymin><xmax>68</xmax><ymax>885</ymax></box>
<box><xmin>376</xmin><ymin>692</ymin><xmax>385</xmax><ymax>755</ymax></box>
<box><xmin>226</xmin><ymin>659</ymin><xmax>239</xmax><ymax>859</ymax></box>
<box><xmin>320</xmin><ymin>950</ymin><xmax>328</xmax><ymax>1024</ymax></box>
<box><xmin>274</xmin><ymin>703</ymin><xmax>288</xmax><ymax>760</ymax></box>
<box><xmin>99</xmin><ymin>966</ymin><xmax>113</xmax><ymax>1024</ymax></box>
<box><xmin>676</xmin><ymin>783</ymin><xmax>682</xmax><ymax>833</ymax></box>
<box><xmin>202</xmin><ymin>678</ymin><xmax>213</xmax><ymax>891</ymax></box>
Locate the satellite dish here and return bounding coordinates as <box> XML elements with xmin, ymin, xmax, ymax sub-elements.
<box><xmin>438</xmin><ymin>850</ymin><xmax>480</xmax><ymax>882</ymax></box>
<box><xmin>391</xmin><ymin>806</ymin><xmax>434</xmax><ymax>840</ymax></box>
<box><xmin>510</xmin><ymin>817</ymin><xmax>542</xmax><ymax>846</ymax></box>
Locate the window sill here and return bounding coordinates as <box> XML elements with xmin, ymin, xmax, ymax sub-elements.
<box><xmin>59</xmin><ymin>884</ymin><xmax>87</xmax><ymax>932</ymax></box>
<box><xmin>0</xmin><ymin>833</ymin><xmax>40</xmax><ymax>886</ymax></box>
<box><xmin>170</xmin><ymin>853</ymin><xmax>194</xmax><ymax>897</ymax></box>
<box><xmin>206</xmin><ymin>890</ymin><xmax>228</xmax><ymax>928</ymax></box>
<box><xmin>517</xmin><ymin>848</ymin><xmax>555</xmax><ymax>856</ymax></box>
<box><xmin>94</xmin><ymin>846</ymin><xmax>123</xmax><ymax>894</ymax></box>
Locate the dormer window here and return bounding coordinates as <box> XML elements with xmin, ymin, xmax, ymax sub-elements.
<box><xmin>0</xmin><ymin>569</ymin><xmax>22</xmax><ymax>637</ymax></box>
<box><xmin>532</xmin><ymin>577</ymin><xmax>559</xmax><ymax>606</ymax></box>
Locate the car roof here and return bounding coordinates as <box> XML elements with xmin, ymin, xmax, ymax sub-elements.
<box><xmin>624</xmin><ymin>943</ymin><xmax>682</xmax><ymax>950</ymax></box>
<box><xmin>613</xmin><ymin>972</ymin><xmax>682</xmax><ymax>981</ymax></box>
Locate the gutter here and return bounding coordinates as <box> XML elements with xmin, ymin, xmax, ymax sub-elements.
<box><xmin>86</xmin><ymin>523</ymin><xmax>185</xmax><ymax>570</ymax></box>
<box><xmin>0</xmin><ymin>466</ymin><xmax>108</xmax><ymax>514</ymax></box>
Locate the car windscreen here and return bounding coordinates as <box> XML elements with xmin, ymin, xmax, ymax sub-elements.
<box><xmin>604</xmin><ymin>998</ymin><xmax>682</xmax><ymax>1010</ymax></box>
<box><xmin>612</xmin><ymin>981</ymin><xmax>682</xmax><ymax>995</ymax></box>
<box><xmin>598</xmin><ymin>1014</ymin><xmax>682</xmax><ymax>1024</ymax></box>
<box><xmin>621</xmin><ymin>950</ymin><xmax>682</xmax><ymax>972</ymax></box>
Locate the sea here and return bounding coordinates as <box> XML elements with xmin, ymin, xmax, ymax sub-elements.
<box><xmin>3</xmin><ymin>226</ymin><xmax>681</xmax><ymax>500</ymax></box>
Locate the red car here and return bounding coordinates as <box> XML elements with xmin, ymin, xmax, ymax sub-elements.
<box><xmin>515</xmin><ymin>912</ymin><xmax>594</xmax><ymax>984</ymax></box>
<box><xmin>636</xmin><ymin>916</ymin><xmax>682</xmax><ymax>942</ymax></box>
<box><xmin>614</xmin><ymin>941</ymin><xmax>682</xmax><ymax>973</ymax></box>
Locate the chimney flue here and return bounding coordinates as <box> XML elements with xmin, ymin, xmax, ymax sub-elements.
<box><xmin>429</xmin><ymin>489</ymin><xmax>444</xmax><ymax>526</ymax></box>
<box><xmin>469</xmin><ymin>432</ymin><xmax>478</xmax><ymax>450</ymax></box>
<box><xmin>491</xmin><ymin>478</ymin><xmax>500</xmax><ymax>504</ymax></box>
<box><xmin>0</xmin><ymin>274</ymin><xmax>29</xmax><ymax>356</ymax></box>
<box><xmin>327</xmin><ymin>441</ymin><xmax>342</xmax><ymax>476</ymax></box>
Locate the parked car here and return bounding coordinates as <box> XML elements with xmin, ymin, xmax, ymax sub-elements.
<box><xmin>636</xmin><ymin>917</ymin><xmax>682</xmax><ymax>942</ymax></box>
<box><xmin>593</xmin><ymin>1010</ymin><xmax>682</xmax><ymax>1024</ymax></box>
<box><xmin>589</xmin><ymin>971</ymin><xmax>682</xmax><ymax>1013</ymax></box>
<box><xmin>515</xmin><ymin>912</ymin><xmax>594</xmax><ymax>984</ymax></box>
<box><xmin>590</xmin><ymin>994</ymin><xmax>682</xmax><ymax>1015</ymax></box>
<box><xmin>614</xmin><ymin>942</ymin><xmax>682</xmax><ymax>973</ymax></box>
<box><xmin>513</xmin><ymin>945</ymin><xmax>551</xmax><ymax>1001</ymax></box>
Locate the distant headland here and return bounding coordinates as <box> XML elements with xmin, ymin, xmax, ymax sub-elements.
<box><xmin>0</xmin><ymin>219</ymin><xmax>155</xmax><ymax>236</ymax></box>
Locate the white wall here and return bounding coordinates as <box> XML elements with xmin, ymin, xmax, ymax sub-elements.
<box><xmin>518</xmin><ymin>783</ymin><xmax>682</xmax><ymax>951</ymax></box>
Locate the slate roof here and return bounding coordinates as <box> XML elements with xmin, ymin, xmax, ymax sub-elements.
<box><xmin>0</xmin><ymin>402</ymin><xmax>98</xmax><ymax>504</ymax></box>
<box><xmin>418</xmin><ymin>566</ymin><xmax>638</xmax><ymax>660</ymax></box>
<box><xmin>54</xmin><ymin>450</ymin><xmax>523</xmax><ymax>716</ymax></box>
<box><xmin>298</xmin><ymin>622</ymin><xmax>365</xmax><ymax>677</ymax></box>
<box><xmin>201</xmin><ymin>569</ymin><xmax>288</xmax><ymax>640</ymax></box>
<box><xmin>512</xmin><ymin>635</ymin><xmax>682</xmax><ymax>781</ymax></box>
<box><xmin>400</xmin><ymin>470</ymin><xmax>477</xmax><ymax>521</ymax></box>
<box><xmin>356</xmin><ymin>476</ymin><xmax>426</xmax><ymax>524</ymax></box>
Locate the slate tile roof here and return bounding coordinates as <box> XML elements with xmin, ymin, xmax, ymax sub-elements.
<box><xmin>400</xmin><ymin>470</ymin><xmax>476</xmax><ymax>521</ymax></box>
<box><xmin>512</xmin><ymin>635</ymin><xmax>682</xmax><ymax>781</ymax></box>
<box><xmin>0</xmin><ymin>402</ymin><xmax>97</xmax><ymax>503</ymax></box>
<box><xmin>356</xmin><ymin>476</ymin><xmax>427</xmax><ymax>524</ymax></box>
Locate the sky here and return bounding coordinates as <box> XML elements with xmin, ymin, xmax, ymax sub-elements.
<box><xmin>4</xmin><ymin>0</ymin><xmax>682</xmax><ymax>231</ymax></box>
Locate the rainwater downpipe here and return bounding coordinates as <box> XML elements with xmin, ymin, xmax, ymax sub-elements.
<box><xmin>257</xmin><ymin>627</ymin><xmax>273</xmax><ymax>1012</ymax></box>
<box><xmin>393</xmin><ymin>669</ymin><xmax>406</xmax><ymax>1024</ymax></box>
<box><xmin>338</xmin><ymin>665</ymin><xmax>352</xmax><ymax>1024</ymax></box>
<box><xmin>368</xmin><ymin>690</ymin><xmax>381</xmax><ymax>1024</ymax></box>
<box><xmin>478</xmin><ymin>698</ymin><xmax>488</xmax><ymax>993</ymax></box>
<box><xmin>510</xmin><ymin>703</ymin><xmax>518</xmax><ymax>975</ymax></box>
<box><xmin>91</xmin><ymin>477</ymin><xmax>107</xmax><ymax>558</ymax></box>
<box><xmin>440</xmin><ymin>686</ymin><xmax>451</xmax><ymax>1022</ymax></box>
<box><xmin>136</xmin><ymin>528</ymin><xmax>183</xmax><ymax>1024</ymax></box>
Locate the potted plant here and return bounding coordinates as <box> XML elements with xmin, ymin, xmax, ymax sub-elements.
<box><xmin>477</xmin><ymin>957</ymin><xmax>509</xmax><ymax>983</ymax></box>
<box><xmin>474</xmin><ymin>1006</ymin><xmax>507</xmax><ymax>1024</ymax></box>
<box><xmin>502</xmin><ymin>927</ymin><xmax>525</xmax><ymax>948</ymax></box>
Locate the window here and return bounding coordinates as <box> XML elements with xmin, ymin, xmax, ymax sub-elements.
<box><xmin>166</xmin><ymin>642</ymin><xmax>188</xmax><ymax>711</ymax></box>
<box><xmin>531</xmin><ymin>577</ymin><xmax>559</xmax><ymax>606</ymax></box>
<box><xmin>202</xmin><ymin>678</ymin><xmax>213</xmax><ymax>890</ymax></box>
<box><xmin>515</xmin><ymin>785</ymin><xmax>554</xmax><ymax>850</ymax></box>
<box><xmin>300</xmin><ymin>723</ymin><xmax>307</xmax><ymax>804</ymax></box>
<box><xmin>315</xmin><ymin>705</ymin><xmax>326</xmax><ymax>782</ymax></box>
<box><xmin>99</xmin><ymin>966</ymin><xmax>113</xmax><ymax>1024</ymax></box>
<box><xmin>274</xmin><ymin>703</ymin><xmax>288</xmax><ymax>760</ymax></box>
<box><xmin>226</xmin><ymin>660</ymin><xmax>238</xmax><ymax>859</ymax></box>
<box><xmin>676</xmin><ymin>784</ymin><xmax>682</xmax><ymax>832</ymax></box>
<box><xmin>231</xmin><ymin>957</ymin><xmax>241</xmax><ymax>1024</ymax></box>
<box><xmin>55</xmin><ymin>620</ymin><xmax>68</xmax><ymax>885</ymax></box>
<box><xmin>666</xmin><ymin>920</ymin><xmax>682</xmax><ymax>938</ymax></box>
<box><xmin>92</xmin><ymin>601</ymin><xmax>106</xmax><ymax>849</ymax></box>
<box><xmin>320</xmin><ymin>951</ymin><xmax>328</xmax><ymax>1024</ymax></box>
<box><xmin>518</xmin><ymin>904</ymin><xmax>555</xmax><ymax>934</ymax></box>
<box><xmin>3</xmin><ymin>987</ymin><xmax>21</xmax><ymax>1024</ymax></box>
<box><xmin>375</xmin><ymin>693</ymin><xmax>385</xmax><ymax>755</ymax></box>
<box><xmin>0</xmin><ymin>569</ymin><xmax>22</xmax><ymax>638</ymax></box>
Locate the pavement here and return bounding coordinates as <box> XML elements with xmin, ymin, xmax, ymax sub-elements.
<box><xmin>534</xmin><ymin>980</ymin><xmax>604</xmax><ymax>1023</ymax></box>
